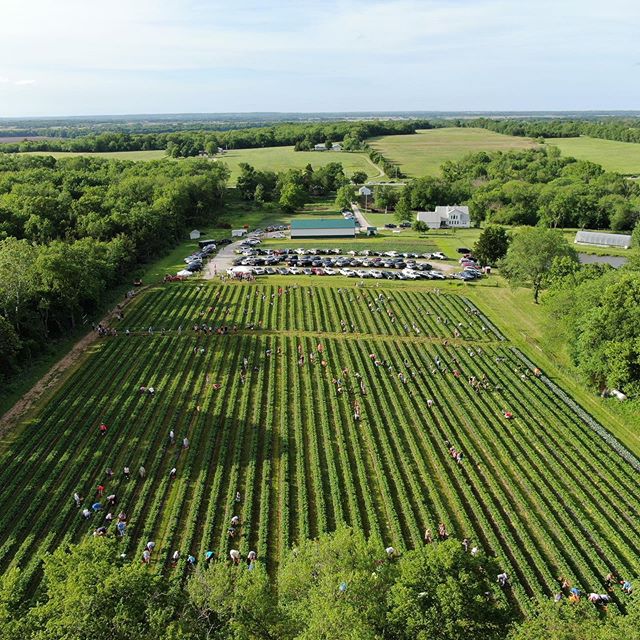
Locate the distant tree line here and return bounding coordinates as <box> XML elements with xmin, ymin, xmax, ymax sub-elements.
<box><xmin>0</xmin><ymin>120</ymin><xmax>437</xmax><ymax>157</ymax></box>
<box><xmin>458</xmin><ymin>117</ymin><xmax>640</xmax><ymax>147</ymax></box>
<box><xmin>0</xmin><ymin>155</ymin><xmax>229</xmax><ymax>381</ymax></box>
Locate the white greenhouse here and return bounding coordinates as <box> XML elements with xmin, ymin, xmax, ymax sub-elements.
<box><xmin>574</xmin><ymin>231</ymin><xmax>632</xmax><ymax>249</ymax></box>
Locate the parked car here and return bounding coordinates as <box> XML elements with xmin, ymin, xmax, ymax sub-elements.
<box><xmin>456</xmin><ymin>247</ymin><xmax>472</xmax><ymax>254</ymax></box>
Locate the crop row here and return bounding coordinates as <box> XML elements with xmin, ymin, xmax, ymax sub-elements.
<box><xmin>119</xmin><ymin>283</ymin><xmax>503</xmax><ymax>341</ymax></box>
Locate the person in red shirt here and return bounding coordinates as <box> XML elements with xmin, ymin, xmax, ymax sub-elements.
<box><xmin>99</xmin><ymin>423</ymin><xmax>108</xmax><ymax>435</ymax></box>
<box><xmin>97</xmin><ymin>484</ymin><xmax>104</xmax><ymax>497</ymax></box>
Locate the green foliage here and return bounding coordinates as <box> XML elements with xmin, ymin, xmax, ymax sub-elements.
<box><xmin>277</xmin><ymin>527</ymin><xmax>393</xmax><ymax>639</ymax></box>
<box><xmin>393</xmin><ymin>194</ymin><xmax>412</xmax><ymax>222</ymax></box>
<box><xmin>335</xmin><ymin>185</ymin><xmax>356</xmax><ymax>211</ymax></box>
<box><xmin>413</xmin><ymin>220</ymin><xmax>428</xmax><ymax>233</ymax></box>
<box><xmin>0</xmin><ymin>155</ymin><xmax>229</xmax><ymax>380</ymax></box>
<box><xmin>28</xmin><ymin>538</ymin><xmax>175</xmax><ymax>640</ymax></box>
<box><xmin>571</xmin><ymin>271</ymin><xmax>640</xmax><ymax>395</ymax></box>
<box><xmin>279</xmin><ymin>181</ymin><xmax>307</xmax><ymax>213</ymax></box>
<box><xmin>187</xmin><ymin>563</ymin><xmax>282</xmax><ymax>640</ymax></box>
<box><xmin>373</xmin><ymin>185</ymin><xmax>400</xmax><ymax>211</ymax></box>
<box><xmin>473</xmin><ymin>225</ymin><xmax>510</xmax><ymax>266</ymax></box>
<box><xmin>387</xmin><ymin>540</ymin><xmax>514</xmax><ymax>640</ymax></box>
<box><xmin>350</xmin><ymin>170</ymin><xmax>368</xmax><ymax>185</ymax></box>
<box><xmin>501</xmin><ymin>227</ymin><xmax>578</xmax><ymax>302</ymax></box>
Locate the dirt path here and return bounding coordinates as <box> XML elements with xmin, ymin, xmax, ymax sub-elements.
<box><xmin>0</xmin><ymin>291</ymin><xmax>144</xmax><ymax>438</ymax></box>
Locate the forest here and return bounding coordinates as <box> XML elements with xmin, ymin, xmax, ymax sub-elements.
<box><xmin>394</xmin><ymin>147</ymin><xmax>640</xmax><ymax>231</ymax></box>
<box><xmin>0</xmin><ymin>155</ymin><xmax>229</xmax><ymax>380</ymax></box>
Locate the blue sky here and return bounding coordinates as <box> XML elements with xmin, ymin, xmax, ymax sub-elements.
<box><xmin>1</xmin><ymin>0</ymin><xmax>639</xmax><ymax>116</ymax></box>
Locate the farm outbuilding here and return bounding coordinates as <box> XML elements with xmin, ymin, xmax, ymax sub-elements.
<box><xmin>290</xmin><ymin>218</ymin><xmax>356</xmax><ymax>239</ymax></box>
<box><xmin>574</xmin><ymin>231</ymin><xmax>632</xmax><ymax>249</ymax></box>
<box><xmin>189</xmin><ymin>229</ymin><xmax>201</xmax><ymax>240</ymax></box>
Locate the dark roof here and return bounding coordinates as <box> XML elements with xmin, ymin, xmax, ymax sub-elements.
<box><xmin>291</xmin><ymin>218</ymin><xmax>356</xmax><ymax>230</ymax></box>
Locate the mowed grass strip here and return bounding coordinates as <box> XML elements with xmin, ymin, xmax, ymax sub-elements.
<box><xmin>368</xmin><ymin>127</ymin><xmax>539</xmax><ymax>177</ymax></box>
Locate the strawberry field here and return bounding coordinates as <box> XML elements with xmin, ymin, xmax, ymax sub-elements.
<box><xmin>2</xmin><ymin>282</ymin><xmax>639</xmax><ymax>612</ymax></box>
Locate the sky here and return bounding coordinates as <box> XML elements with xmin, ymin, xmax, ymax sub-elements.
<box><xmin>1</xmin><ymin>0</ymin><xmax>639</xmax><ymax>117</ymax></box>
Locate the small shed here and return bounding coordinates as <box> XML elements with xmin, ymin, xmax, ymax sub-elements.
<box><xmin>232</xmin><ymin>229</ymin><xmax>248</xmax><ymax>238</ymax></box>
<box><xmin>574</xmin><ymin>231</ymin><xmax>632</xmax><ymax>249</ymax></box>
<box><xmin>367</xmin><ymin>226</ymin><xmax>377</xmax><ymax>236</ymax></box>
<box><xmin>358</xmin><ymin>186</ymin><xmax>373</xmax><ymax>197</ymax></box>
<box><xmin>189</xmin><ymin>229</ymin><xmax>201</xmax><ymax>240</ymax></box>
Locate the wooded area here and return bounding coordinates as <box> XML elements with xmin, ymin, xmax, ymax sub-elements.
<box><xmin>0</xmin><ymin>155</ymin><xmax>229</xmax><ymax>379</ymax></box>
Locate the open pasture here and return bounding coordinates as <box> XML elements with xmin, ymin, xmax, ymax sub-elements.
<box><xmin>368</xmin><ymin>128</ymin><xmax>539</xmax><ymax>177</ymax></box>
<box><xmin>1</xmin><ymin>282</ymin><xmax>639</xmax><ymax>615</ymax></box>
<box><xmin>548</xmin><ymin>136</ymin><xmax>640</xmax><ymax>175</ymax></box>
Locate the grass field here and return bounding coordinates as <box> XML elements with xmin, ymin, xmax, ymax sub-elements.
<box><xmin>368</xmin><ymin>128</ymin><xmax>539</xmax><ymax>177</ymax></box>
<box><xmin>548</xmin><ymin>137</ymin><xmax>640</xmax><ymax>175</ymax></box>
<box><xmin>213</xmin><ymin>147</ymin><xmax>380</xmax><ymax>182</ymax></box>
<box><xmin>2</xmin><ymin>281</ymin><xmax>639</xmax><ymax>614</ymax></box>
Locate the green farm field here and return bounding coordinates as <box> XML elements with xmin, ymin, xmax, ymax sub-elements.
<box><xmin>368</xmin><ymin>128</ymin><xmax>539</xmax><ymax>177</ymax></box>
<box><xmin>2</xmin><ymin>281</ymin><xmax>639</xmax><ymax>614</ymax></box>
<box><xmin>548</xmin><ymin>136</ymin><xmax>640</xmax><ymax>175</ymax></box>
<box><xmin>213</xmin><ymin>147</ymin><xmax>380</xmax><ymax>182</ymax></box>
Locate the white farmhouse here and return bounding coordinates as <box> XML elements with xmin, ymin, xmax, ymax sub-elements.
<box><xmin>416</xmin><ymin>205</ymin><xmax>470</xmax><ymax>229</ymax></box>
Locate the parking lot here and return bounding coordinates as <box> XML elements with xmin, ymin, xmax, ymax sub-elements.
<box><xmin>227</xmin><ymin>244</ymin><xmax>485</xmax><ymax>281</ymax></box>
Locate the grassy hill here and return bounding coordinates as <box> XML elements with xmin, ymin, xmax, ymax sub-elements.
<box><xmin>548</xmin><ymin>136</ymin><xmax>640</xmax><ymax>175</ymax></box>
<box><xmin>368</xmin><ymin>128</ymin><xmax>539</xmax><ymax>177</ymax></box>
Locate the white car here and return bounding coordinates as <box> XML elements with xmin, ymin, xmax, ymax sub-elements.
<box><xmin>288</xmin><ymin>267</ymin><xmax>300</xmax><ymax>275</ymax></box>
<box><xmin>339</xmin><ymin>268</ymin><xmax>355</xmax><ymax>277</ymax></box>
<box><xmin>355</xmin><ymin>269</ymin><xmax>370</xmax><ymax>278</ymax></box>
<box><xmin>429</xmin><ymin>271</ymin><xmax>446</xmax><ymax>280</ymax></box>
<box><xmin>323</xmin><ymin>267</ymin><xmax>336</xmax><ymax>275</ymax></box>
<box><xmin>402</xmin><ymin>269</ymin><xmax>419</xmax><ymax>280</ymax></box>
<box><xmin>253</xmin><ymin>267</ymin><xmax>266</xmax><ymax>275</ymax></box>
<box><xmin>384</xmin><ymin>251</ymin><xmax>398</xmax><ymax>257</ymax></box>
<box><xmin>369</xmin><ymin>270</ymin><xmax>384</xmax><ymax>278</ymax></box>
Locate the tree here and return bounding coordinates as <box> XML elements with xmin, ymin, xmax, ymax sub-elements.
<box><xmin>27</xmin><ymin>538</ymin><xmax>175</xmax><ymax>640</ymax></box>
<box><xmin>279</xmin><ymin>182</ymin><xmax>307</xmax><ymax>213</ymax></box>
<box><xmin>413</xmin><ymin>220</ymin><xmax>428</xmax><ymax>233</ymax></box>
<box><xmin>501</xmin><ymin>227</ymin><xmax>577</xmax><ymax>303</ymax></box>
<box><xmin>387</xmin><ymin>540</ymin><xmax>514</xmax><ymax>640</ymax></box>
<box><xmin>351</xmin><ymin>171</ymin><xmax>368</xmax><ymax>185</ymax></box>
<box><xmin>277</xmin><ymin>527</ymin><xmax>393</xmax><ymax>639</ymax></box>
<box><xmin>0</xmin><ymin>316</ymin><xmax>21</xmax><ymax>379</ymax></box>
<box><xmin>186</xmin><ymin>562</ymin><xmax>282</xmax><ymax>640</ymax></box>
<box><xmin>473</xmin><ymin>225</ymin><xmax>510</xmax><ymax>266</ymax></box>
<box><xmin>335</xmin><ymin>185</ymin><xmax>355</xmax><ymax>211</ymax></box>
<box><xmin>394</xmin><ymin>194</ymin><xmax>412</xmax><ymax>223</ymax></box>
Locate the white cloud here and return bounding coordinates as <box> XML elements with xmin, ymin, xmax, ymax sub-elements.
<box><xmin>0</xmin><ymin>0</ymin><xmax>639</xmax><ymax>114</ymax></box>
